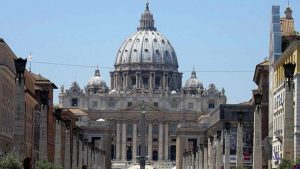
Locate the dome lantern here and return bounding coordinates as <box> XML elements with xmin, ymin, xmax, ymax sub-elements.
<box><xmin>137</xmin><ymin>2</ymin><xmax>157</xmax><ymax>31</ymax></box>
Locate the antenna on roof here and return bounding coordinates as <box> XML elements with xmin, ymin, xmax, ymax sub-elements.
<box><xmin>28</xmin><ymin>52</ymin><xmax>32</xmax><ymax>72</ymax></box>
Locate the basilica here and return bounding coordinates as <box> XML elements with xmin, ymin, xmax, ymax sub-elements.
<box><xmin>59</xmin><ymin>3</ymin><xmax>226</xmax><ymax>168</ymax></box>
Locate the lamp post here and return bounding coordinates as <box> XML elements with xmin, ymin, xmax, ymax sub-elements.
<box><xmin>253</xmin><ymin>90</ymin><xmax>263</xmax><ymax>169</ymax></box>
<box><xmin>13</xmin><ymin>57</ymin><xmax>27</xmax><ymax>157</ymax></box>
<box><xmin>224</xmin><ymin>122</ymin><xmax>231</xmax><ymax>169</ymax></box>
<box><xmin>282</xmin><ymin>62</ymin><xmax>296</xmax><ymax>162</ymax></box>
<box><xmin>140</xmin><ymin>102</ymin><xmax>146</xmax><ymax>169</ymax></box>
<box><xmin>236</xmin><ymin>111</ymin><xmax>244</xmax><ymax>168</ymax></box>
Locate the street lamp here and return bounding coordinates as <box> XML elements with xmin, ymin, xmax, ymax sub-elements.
<box><xmin>14</xmin><ymin>57</ymin><xmax>27</xmax><ymax>81</ymax></box>
<box><xmin>140</xmin><ymin>101</ymin><xmax>146</xmax><ymax>169</ymax></box>
<box><xmin>283</xmin><ymin>62</ymin><xmax>296</xmax><ymax>90</ymax></box>
<box><xmin>253</xmin><ymin>90</ymin><xmax>263</xmax><ymax>169</ymax></box>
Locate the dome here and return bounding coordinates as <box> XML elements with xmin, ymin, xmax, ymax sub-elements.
<box><xmin>114</xmin><ymin>3</ymin><xmax>178</xmax><ymax>70</ymax></box>
<box><xmin>87</xmin><ymin>68</ymin><xmax>108</xmax><ymax>94</ymax></box>
<box><xmin>184</xmin><ymin>70</ymin><xmax>203</xmax><ymax>89</ymax></box>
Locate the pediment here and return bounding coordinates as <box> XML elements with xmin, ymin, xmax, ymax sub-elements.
<box><xmin>122</xmin><ymin>102</ymin><xmax>160</xmax><ymax>112</ymax></box>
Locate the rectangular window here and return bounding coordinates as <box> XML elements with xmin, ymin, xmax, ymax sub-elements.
<box><xmin>208</xmin><ymin>100</ymin><xmax>215</xmax><ymax>109</ymax></box>
<box><xmin>71</xmin><ymin>98</ymin><xmax>78</xmax><ymax>107</ymax></box>
<box><xmin>188</xmin><ymin>103</ymin><xmax>194</xmax><ymax>109</ymax></box>
<box><xmin>153</xmin><ymin>102</ymin><xmax>158</xmax><ymax>107</ymax></box>
<box><xmin>128</xmin><ymin>102</ymin><xmax>133</xmax><ymax>107</ymax></box>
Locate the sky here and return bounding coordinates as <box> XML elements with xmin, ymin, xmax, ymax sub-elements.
<box><xmin>1</xmin><ymin>0</ymin><xmax>299</xmax><ymax>104</ymax></box>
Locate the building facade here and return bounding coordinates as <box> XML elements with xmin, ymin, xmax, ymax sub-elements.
<box><xmin>59</xmin><ymin>3</ymin><xmax>227</xmax><ymax>168</ymax></box>
<box><xmin>0</xmin><ymin>38</ymin><xmax>16</xmax><ymax>156</ymax></box>
<box><xmin>269</xmin><ymin>5</ymin><xmax>300</xmax><ymax>168</ymax></box>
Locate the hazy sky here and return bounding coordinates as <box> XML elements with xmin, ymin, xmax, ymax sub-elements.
<box><xmin>1</xmin><ymin>0</ymin><xmax>299</xmax><ymax>104</ymax></box>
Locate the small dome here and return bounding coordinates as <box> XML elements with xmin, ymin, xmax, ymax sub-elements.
<box><xmin>109</xmin><ymin>89</ymin><xmax>117</xmax><ymax>95</ymax></box>
<box><xmin>184</xmin><ymin>70</ymin><xmax>203</xmax><ymax>89</ymax></box>
<box><xmin>87</xmin><ymin>68</ymin><xmax>108</xmax><ymax>94</ymax></box>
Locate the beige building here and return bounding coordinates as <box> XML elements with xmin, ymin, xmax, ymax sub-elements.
<box><xmin>59</xmin><ymin>3</ymin><xmax>226</xmax><ymax>168</ymax></box>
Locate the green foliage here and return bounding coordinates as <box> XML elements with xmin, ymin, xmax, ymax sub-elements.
<box><xmin>35</xmin><ymin>160</ymin><xmax>63</xmax><ymax>169</ymax></box>
<box><xmin>295</xmin><ymin>157</ymin><xmax>300</xmax><ymax>165</ymax></box>
<box><xmin>0</xmin><ymin>153</ymin><xmax>22</xmax><ymax>169</ymax></box>
<box><xmin>278</xmin><ymin>159</ymin><xmax>292</xmax><ymax>169</ymax></box>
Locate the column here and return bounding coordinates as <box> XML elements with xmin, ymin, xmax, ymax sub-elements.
<box><xmin>182</xmin><ymin>154</ymin><xmax>186</xmax><ymax>169</ymax></box>
<box><xmin>195</xmin><ymin>150</ymin><xmax>199</xmax><ymax>169</ymax></box>
<box><xmin>164</xmin><ymin>122</ymin><xmax>169</xmax><ymax>160</ymax></box>
<box><xmin>208</xmin><ymin>137</ymin><xmax>214</xmax><ymax>169</ymax></box>
<box><xmin>13</xmin><ymin>74</ymin><xmax>25</xmax><ymax>156</ymax></box>
<box><xmin>224</xmin><ymin>132</ymin><xmax>231</xmax><ymax>169</ymax></box>
<box><xmin>203</xmin><ymin>144</ymin><xmax>208</xmax><ymax>169</ymax></box>
<box><xmin>283</xmin><ymin>84</ymin><xmax>294</xmax><ymax>161</ymax></box>
<box><xmin>64</xmin><ymin>132</ymin><xmax>71</xmax><ymax>169</ymax></box>
<box><xmin>39</xmin><ymin>106</ymin><xmax>48</xmax><ymax>160</ymax></box>
<box><xmin>199</xmin><ymin>147</ymin><xmax>203</xmax><ymax>169</ymax></box>
<box><xmin>216</xmin><ymin>137</ymin><xmax>222</xmax><ymax>169</ymax></box>
<box><xmin>191</xmin><ymin>152</ymin><xmax>195</xmax><ymax>169</ymax></box>
<box><xmin>72</xmin><ymin>136</ymin><xmax>78</xmax><ymax>168</ymax></box>
<box><xmin>158</xmin><ymin>122</ymin><xmax>164</xmax><ymax>160</ymax></box>
<box><xmin>253</xmin><ymin>106</ymin><xmax>262</xmax><ymax>169</ymax></box>
<box><xmin>132</xmin><ymin>123</ymin><xmax>137</xmax><ymax>161</ymax></box>
<box><xmin>236</xmin><ymin>123</ymin><xmax>243</xmax><ymax>168</ymax></box>
<box><xmin>163</xmin><ymin>73</ymin><xmax>167</xmax><ymax>88</ymax></box>
<box><xmin>136</xmin><ymin>73</ymin><xmax>139</xmax><ymax>89</ymax></box>
<box><xmin>54</xmin><ymin>120</ymin><xmax>61</xmax><ymax>166</ymax></box>
<box><xmin>148</xmin><ymin>122</ymin><xmax>153</xmax><ymax>160</ymax></box>
<box><xmin>121</xmin><ymin>121</ymin><xmax>127</xmax><ymax>161</ymax></box>
<box><xmin>78</xmin><ymin>140</ymin><xmax>82</xmax><ymax>167</ymax></box>
<box><xmin>116</xmin><ymin>121</ymin><xmax>121</xmax><ymax>160</ymax></box>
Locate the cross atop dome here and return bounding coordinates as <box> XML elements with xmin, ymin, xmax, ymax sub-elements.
<box><xmin>137</xmin><ymin>2</ymin><xmax>157</xmax><ymax>31</ymax></box>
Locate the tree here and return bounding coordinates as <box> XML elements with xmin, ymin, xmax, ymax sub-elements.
<box><xmin>0</xmin><ymin>153</ymin><xmax>22</xmax><ymax>169</ymax></box>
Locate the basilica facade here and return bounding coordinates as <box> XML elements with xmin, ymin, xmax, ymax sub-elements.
<box><xmin>59</xmin><ymin>3</ymin><xmax>226</xmax><ymax>167</ymax></box>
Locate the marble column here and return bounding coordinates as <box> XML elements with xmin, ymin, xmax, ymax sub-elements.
<box><xmin>132</xmin><ymin>123</ymin><xmax>137</xmax><ymax>161</ymax></box>
<box><xmin>236</xmin><ymin>123</ymin><xmax>243</xmax><ymax>168</ymax></box>
<box><xmin>39</xmin><ymin>106</ymin><xmax>48</xmax><ymax>161</ymax></box>
<box><xmin>78</xmin><ymin>140</ymin><xmax>82</xmax><ymax>167</ymax></box>
<box><xmin>253</xmin><ymin>106</ymin><xmax>262</xmax><ymax>169</ymax></box>
<box><xmin>164</xmin><ymin>122</ymin><xmax>169</xmax><ymax>160</ymax></box>
<box><xmin>182</xmin><ymin>154</ymin><xmax>186</xmax><ymax>169</ymax></box>
<box><xmin>203</xmin><ymin>144</ymin><xmax>208</xmax><ymax>169</ymax></box>
<box><xmin>158</xmin><ymin>122</ymin><xmax>164</xmax><ymax>160</ymax></box>
<box><xmin>13</xmin><ymin>75</ymin><xmax>25</xmax><ymax>157</ymax></box>
<box><xmin>148</xmin><ymin>122</ymin><xmax>153</xmax><ymax>161</ymax></box>
<box><xmin>283</xmin><ymin>84</ymin><xmax>294</xmax><ymax>162</ymax></box>
<box><xmin>64</xmin><ymin>132</ymin><xmax>71</xmax><ymax>169</ymax></box>
<box><xmin>216</xmin><ymin>137</ymin><xmax>222</xmax><ymax>169</ymax></box>
<box><xmin>72</xmin><ymin>136</ymin><xmax>77</xmax><ymax>168</ymax></box>
<box><xmin>208</xmin><ymin>137</ymin><xmax>214</xmax><ymax>169</ymax></box>
<box><xmin>199</xmin><ymin>148</ymin><xmax>203</xmax><ymax>169</ymax></box>
<box><xmin>116</xmin><ymin>121</ymin><xmax>121</xmax><ymax>160</ymax></box>
<box><xmin>191</xmin><ymin>152</ymin><xmax>195</xmax><ymax>169</ymax></box>
<box><xmin>195</xmin><ymin>150</ymin><xmax>199</xmax><ymax>169</ymax></box>
<box><xmin>121</xmin><ymin>121</ymin><xmax>127</xmax><ymax>161</ymax></box>
<box><xmin>224</xmin><ymin>132</ymin><xmax>231</xmax><ymax>169</ymax></box>
<box><xmin>54</xmin><ymin>120</ymin><xmax>61</xmax><ymax>166</ymax></box>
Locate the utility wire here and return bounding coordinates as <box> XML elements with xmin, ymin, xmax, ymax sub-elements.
<box><xmin>31</xmin><ymin>60</ymin><xmax>253</xmax><ymax>73</ymax></box>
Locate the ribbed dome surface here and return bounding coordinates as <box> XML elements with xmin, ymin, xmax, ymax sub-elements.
<box><xmin>115</xmin><ymin>30</ymin><xmax>178</xmax><ymax>68</ymax></box>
